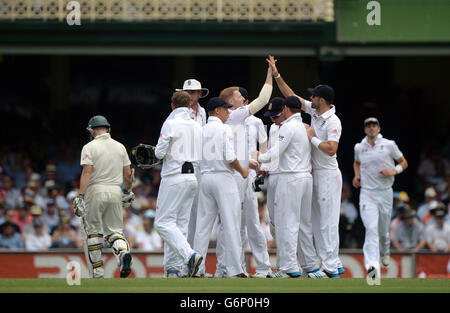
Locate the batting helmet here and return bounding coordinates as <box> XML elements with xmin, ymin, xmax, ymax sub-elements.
<box><xmin>87</xmin><ymin>115</ymin><xmax>111</xmax><ymax>129</ymax></box>
<box><xmin>86</xmin><ymin>115</ymin><xmax>111</xmax><ymax>140</ymax></box>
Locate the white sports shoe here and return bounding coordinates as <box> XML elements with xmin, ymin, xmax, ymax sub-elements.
<box><xmin>381</xmin><ymin>255</ymin><xmax>390</xmax><ymax>267</ymax></box>
<box><xmin>272</xmin><ymin>271</ymin><xmax>292</xmax><ymax>278</ymax></box>
<box><xmin>252</xmin><ymin>272</ymin><xmax>273</xmax><ymax>278</ymax></box>
<box><xmin>307</xmin><ymin>270</ymin><xmax>329</xmax><ymax>279</ymax></box>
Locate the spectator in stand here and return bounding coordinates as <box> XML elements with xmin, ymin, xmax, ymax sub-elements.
<box><xmin>130</xmin><ymin>178</ymin><xmax>146</xmax><ymax>215</ymax></box>
<box><xmin>123</xmin><ymin>208</ymin><xmax>136</xmax><ymax>249</ymax></box>
<box><xmin>27</xmin><ymin>177</ymin><xmax>47</xmax><ymax>209</ymax></box>
<box><xmin>423</xmin><ymin>201</ymin><xmax>450</xmax><ymax>227</ymax></box>
<box><xmin>257</xmin><ymin>192</ymin><xmax>275</xmax><ymax>249</ymax></box>
<box><xmin>28</xmin><ymin>173</ymin><xmax>46</xmax><ymax>199</ymax></box>
<box><xmin>50</xmin><ymin>216</ymin><xmax>82</xmax><ymax>249</ymax></box>
<box><xmin>0</xmin><ymin>190</ymin><xmax>7</xmax><ymax>223</ymax></box>
<box><xmin>11</xmin><ymin>156</ymin><xmax>34</xmax><ymax>190</ymax></box>
<box><xmin>13</xmin><ymin>203</ymin><xmax>33</xmax><ymax>233</ymax></box>
<box><xmin>56</xmin><ymin>148</ymin><xmax>81</xmax><ymax>188</ymax></box>
<box><xmin>24</xmin><ymin>218</ymin><xmax>52</xmax><ymax>251</ymax></box>
<box><xmin>436</xmin><ymin>175</ymin><xmax>450</xmax><ymax>204</ymax></box>
<box><xmin>390</xmin><ymin>203</ymin><xmax>409</xmax><ymax>238</ymax></box>
<box><xmin>339</xmin><ymin>182</ymin><xmax>358</xmax><ymax>248</ymax></box>
<box><xmin>135</xmin><ymin>209</ymin><xmax>162</xmax><ymax>251</ymax></box>
<box><xmin>417</xmin><ymin>187</ymin><xmax>438</xmax><ymax>221</ymax></box>
<box><xmin>44</xmin><ymin>180</ymin><xmax>69</xmax><ymax>211</ymax></box>
<box><xmin>2</xmin><ymin>174</ymin><xmax>21</xmax><ymax>210</ymax></box>
<box><xmin>44</xmin><ymin>163</ymin><xmax>58</xmax><ymax>185</ymax></box>
<box><xmin>0</xmin><ymin>221</ymin><xmax>24</xmax><ymax>250</ymax></box>
<box><xmin>22</xmin><ymin>205</ymin><xmax>48</xmax><ymax>236</ymax></box>
<box><xmin>41</xmin><ymin>199</ymin><xmax>60</xmax><ymax>233</ymax></box>
<box><xmin>391</xmin><ymin>191</ymin><xmax>410</xmax><ymax>220</ymax></box>
<box><xmin>417</xmin><ymin>146</ymin><xmax>450</xmax><ymax>192</ymax></box>
<box><xmin>65</xmin><ymin>190</ymin><xmax>81</xmax><ymax>230</ymax></box>
<box><xmin>424</xmin><ymin>206</ymin><xmax>450</xmax><ymax>252</ymax></box>
<box><xmin>0</xmin><ymin>209</ymin><xmax>20</xmax><ymax>234</ymax></box>
<box><xmin>392</xmin><ymin>209</ymin><xmax>426</xmax><ymax>252</ymax></box>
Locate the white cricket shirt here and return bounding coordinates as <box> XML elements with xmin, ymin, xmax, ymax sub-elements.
<box><xmin>225</xmin><ymin>105</ymin><xmax>251</xmax><ymax>168</ymax></box>
<box><xmin>200</xmin><ymin>116</ymin><xmax>237</xmax><ymax>174</ymax></box>
<box><xmin>80</xmin><ymin>133</ymin><xmax>131</xmax><ymax>187</ymax></box>
<box><xmin>245</xmin><ymin>115</ymin><xmax>267</xmax><ymax>159</ymax></box>
<box><xmin>258</xmin><ymin>113</ymin><xmax>312</xmax><ymax>174</ymax></box>
<box><xmin>261</xmin><ymin>123</ymin><xmax>280</xmax><ymax>174</ymax></box>
<box><xmin>354</xmin><ymin>134</ymin><xmax>404</xmax><ymax>190</ymax></box>
<box><xmin>304</xmin><ymin>100</ymin><xmax>342</xmax><ymax>170</ymax></box>
<box><xmin>155</xmin><ymin>107</ymin><xmax>203</xmax><ymax>177</ymax></box>
<box><xmin>188</xmin><ymin>103</ymin><xmax>207</xmax><ymax>126</ymax></box>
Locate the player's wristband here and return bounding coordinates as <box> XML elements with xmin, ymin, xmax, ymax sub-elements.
<box><xmin>274</xmin><ymin>73</ymin><xmax>281</xmax><ymax>79</ymax></box>
<box><xmin>395</xmin><ymin>164</ymin><xmax>403</xmax><ymax>175</ymax></box>
<box><xmin>311</xmin><ymin>137</ymin><xmax>322</xmax><ymax>149</ymax></box>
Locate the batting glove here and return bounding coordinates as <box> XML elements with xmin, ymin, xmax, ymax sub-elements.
<box><xmin>73</xmin><ymin>194</ymin><xmax>86</xmax><ymax>217</ymax></box>
<box><xmin>122</xmin><ymin>190</ymin><xmax>135</xmax><ymax>208</ymax></box>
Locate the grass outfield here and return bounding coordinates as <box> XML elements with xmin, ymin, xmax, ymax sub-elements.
<box><xmin>0</xmin><ymin>278</ymin><xmax>448</xmax><ymax>293</ymax></box>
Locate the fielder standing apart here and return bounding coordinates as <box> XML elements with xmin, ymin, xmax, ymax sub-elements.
<box><xmin>267</xmin><ymin>55</ymin><xmax>344</xmax><ymax>278</ymax></box>
<box><xmin>153</xmin><ymin>91</ymin><xmax>204</xmax><ymax>278</ymax></box>
<box><xmin>73</xmin><ymin>115</ymin><xmax>134</xmax><ymax>278</ymax></box>
<box><xmin>353</xmin><ymin>117</ymin><xmax>408</xmax><ymax>278</ymax></box>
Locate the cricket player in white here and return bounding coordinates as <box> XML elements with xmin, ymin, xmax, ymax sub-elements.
<box><xmin>353</xmin><ymin>117</ymin><xmax>408</xmax><ymax>277</ymax></box>
<box><xmin>154</xmin><ymin>91</ymin><xmax>204</xmax><ymax>278</ymax></box>
<box><xmin>74</xmin><ymin>115</ymin><xmax>133</xmax><ymax>278</ymax></box>
<box><xmin>194</xmin><ymin>97</ymin><xmax>250</xmax><ymax>278</ymax></box>
<box><xmin>256</xmin><ymin>96</ymin><xmax>313</xmax><ymax>278</ymax></box>
<box><xmin>213</xmin><ymin>70</ymin><xmax>274</xmax><ymax>278</ymax></box>
<box><xmin>174</xmin><ymin>79</ymin><xmax>208</xmax><ymax>250</ymax></box>
<box><xmin>267</xmin><ymin>56</ymin><xmax>344</xmax><ymax>278</ymax></box>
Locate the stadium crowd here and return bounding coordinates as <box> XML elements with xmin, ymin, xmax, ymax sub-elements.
<box><xmin>0</xmin><ymin>138</ymin><xmax>449</xmax><ymax>253</ymax></box>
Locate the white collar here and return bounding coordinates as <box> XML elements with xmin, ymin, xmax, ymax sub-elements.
<box><xmin>207</xmin><ymin>116</ymin><xmax>223</xmax><ymax>124</ymax></box>
<box><xmin>362</xmin><ymin>133</ymin><xmax>383</xmax><ymax>145</ymax></box>
<box><xmin>281</xmin><ymin>113</ymin><xmax>302</xmax><ymax>125</ymax></box>
<box><xmin>318</xmin><ymin>105</ymin><xmax>336</xmax><ymax>120</ymax></box>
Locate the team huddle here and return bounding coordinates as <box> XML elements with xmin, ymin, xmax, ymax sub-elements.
<box><xmin>73</xmin><ymin>56</ymin><xmax>407</xmax><ymax>279</ymax></box>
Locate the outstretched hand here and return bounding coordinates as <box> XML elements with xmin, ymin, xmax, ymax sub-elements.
<box><xmin>266</xmin><ymin>55</ymin><xmax>279</xmax><ymax>77</ymax></box>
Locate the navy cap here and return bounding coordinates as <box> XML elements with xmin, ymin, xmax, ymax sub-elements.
<box><xmin>283</xmin><ymin>96</ymin><xmax>302</xmax><ymax>109</ymax></box>
<box><xmin>239</xmin><ymin>87</ymin><xmax>249</xmax><ymax>101</ymax></box>
<box><xmin>364</xmin><ymin>117</ymin><xmax>380</xmax><ymax>126</ymax></box>
<box><xmin>264</xmin><ymin>97</ymin><xmax>285</xmax><ymax>118</ymax></box>
<box><xmin>206</xmin><ymin>97</ymin><xmax>233</xmax><ymax>112</ymax></box>
<box><xmin>307</xmin><ymin>84</ymin><xmax>334</xmax><ymax>103</ymax></box>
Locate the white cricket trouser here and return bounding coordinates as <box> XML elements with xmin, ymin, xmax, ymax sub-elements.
<box><xmin>194</xmin><ymin>172</ymin><xmax>243</xmax><ymax>277</ymax></box>
<box><xmin>155</xmin><ymin>174</ymin><xmax>197</xmax><ymax>271</ymax></box>
<box><xmin>266</xmin><ymin>173</ymin><xmax>280</xmax><ymax>269</ymax></box>
<box><xmin>235</xmin><ymin>170</ymin><xmax>272</xmax><ymax>274</ymax></box>
<box><xmin>266</xmin><ymin>173</ymin><xmax>279</xmax><ymax>227</ymax></box>
<box><xmin>359</xmin><ymin>187</ymin><xmax>393</xmax><ymax>271</ymax></box>
<box><xmin>215</xmin><ymin>217</ymin><xmax>226</xmax><ymax>277</ymax></box>
<box><xmin>274</xmin><ymin>172</ymin><xmax>313</xmax><ymax>273</ymax></box>
<box><xmin>187</xmin><ymin>170</ymin><xmax>202</xmax><ymax>247</ymax></box>
<box><xmin>311</xmin><ymin>168</ymin><xmax>343</xmax><ymax>274</ymax></box>
<box><xmin>83</xmin><ymin>184</ymin><xmax>127</xmax><ymax>277</ymax></box>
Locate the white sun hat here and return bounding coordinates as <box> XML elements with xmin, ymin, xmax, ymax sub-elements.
<box><xmin>175</xmin><ymin>79</ymin><xmax>209</xmax><ymax>98</ymax></box>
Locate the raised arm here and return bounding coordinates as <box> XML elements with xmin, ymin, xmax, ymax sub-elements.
<box><xmin>248</xmin><ymin>66</ymin><xmax>273</xmax><ymax>115</ymax></box>
<box><xmin>266</xmin><ymin>55</ymin><xmax>307</xmax><ymax>110</ymax></box>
